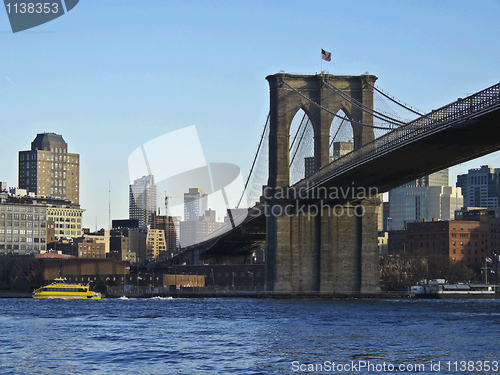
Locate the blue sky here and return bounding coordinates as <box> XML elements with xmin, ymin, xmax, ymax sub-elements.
<box><xmin>1</xmin><ymin>0</ymin><xmax>500</xmax><ymax>229</ymax></box>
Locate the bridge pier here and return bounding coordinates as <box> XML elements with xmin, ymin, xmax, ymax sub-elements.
<box><xmin>319</xmin><ymin>199</ymin><xmax>380</xmax><ymax>292</ymax></box>
<box><xmin>265</xmin><ymin>72</ymin><xmax>380</xmax><ymax>293</ymax></box>
<box><xmin>265</xmin><ymin>198</ymin><xmax>380</xmax><ymax>292</ymax></box>
<box><xmin>271</xmin><ymin>205</ymin><xmax>319</xmax><ymax>292</ymax></box>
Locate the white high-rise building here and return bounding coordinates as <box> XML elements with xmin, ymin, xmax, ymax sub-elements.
<box><xmin>180</xmin><ymin>209</ymin><xmax>224</xmax><ymax>248</ymax></box>
<box><xmin>388</xmin><ymin>169</ymin><xmax>464</xmax><ymax>231</ymax></box>
<box><xmin>388</xmin><ymin>186</ymin><xmax>463</xmax><ymax>231</ymax></box>
<box><xmin>183</xmin><ymin>188</ymin><xmax>207</xmax><ymax>221</ymax></box>
<box><xmin>129</xmin><ymin>175</ymin><xmax>156</xmax><ymax>228</ymax></box>
<box><xmin>456</xmin><ymin>165</ymin><xmax>500</xmax><ymax>208</ymax></box>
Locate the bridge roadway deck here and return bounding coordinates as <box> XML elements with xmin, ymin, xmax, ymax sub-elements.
<box><xmin>292</xmin><ymin>100</ymin><xmax>500</xmax><ymax>202</ymax></box>
<box><xmin>167</xmin><ymin>204</ymin><xmax>266</xmax><ymax>264</ymax></box>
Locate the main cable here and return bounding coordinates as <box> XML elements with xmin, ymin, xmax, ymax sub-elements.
<box><xmin>281</xmin><ymin>81</ymin><xmax>396</xmax><ymax>130</ymax></box>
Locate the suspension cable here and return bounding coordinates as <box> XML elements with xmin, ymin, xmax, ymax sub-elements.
<box><xmin>322</xmin><ymin>80</ymin><xmax>405</xmax><ymax>126</ymax></box>
<box><xmin>330</xmin><ymin>115</ymin><xmax>347</xmax><ymax>148</ymax></box>
<box><xmin>289</xmin><ymin>112</ymin><xmax>307</xmax><ymax>151</ymax></box>
<box><xmin>289</xmin><ymin>117</ymin><xmax>311</xmax><ymax>167</ymax></box>
<box><xmin>367</xmin><ymin>82</ymin><xmax>425</xmax><ymax>116</ymax></box>
<box><xmin>237</xmin><ymin>112</ymin><xmax>269</xmax><ymax>208</ymax></box>
<box><xmin>281</xmin><ymin>81</ymin><xmax>395</xmax><ymax>130</ymax></box>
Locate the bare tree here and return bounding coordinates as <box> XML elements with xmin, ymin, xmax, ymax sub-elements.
<box><xmin>0</xmin><ymin>255</ymin><xmax>43</xmax><ymax>291</ymax></box>
<box><xmin>380</xmin><ymin>254</ymin><xmax>429</xmax><ymax>291</ymax></box>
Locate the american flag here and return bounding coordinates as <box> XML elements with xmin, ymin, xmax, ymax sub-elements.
<box><xmin>486</xmin><ymin>257</ymin><xmax>493</xmax><ymax>263</ymax></box>
<box><xmin>321</xmin><ymin>49</ymin><xmax>332</xmax><ymax>62</ymax></box>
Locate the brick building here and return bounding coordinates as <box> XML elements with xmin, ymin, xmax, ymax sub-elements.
<box><xmin>39</xmin><ymin>258</ymin><xmax>130</xmax><ymax>284</ymax></box>
<box><xmin>78</xmin><ymin>239</ymin><xmax>106</xmax><ymax>258</ymax></box>
<box><xmin>163</xmin><ymin>264</ymin><xmax>265</xmax><ymax>287</ymax></box>
<box><xmin>389</xmin><ymin>218</ymin><xmax>498</xmax><ymax>275</ymax></box>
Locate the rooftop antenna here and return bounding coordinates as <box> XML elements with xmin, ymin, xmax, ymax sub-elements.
<box><xmin>108</xmin><ymin>180</ymin><xmax>111</xmax><ymax>230</ymax></box>
<box><xmin>164</xmin><ymin>191</ymin><xmax>170</xmax><ymax>252</ymax></box>
<box><xmin>164</xmin><ymin>191</ymin><xmax>169</xmax><ymax>215</ymax></box>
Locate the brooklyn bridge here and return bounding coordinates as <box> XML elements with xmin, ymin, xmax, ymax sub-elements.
<box><xmin>167</xmin><ymin>72</ymin><xmax>500</xmax><ymax>293</ymax></box>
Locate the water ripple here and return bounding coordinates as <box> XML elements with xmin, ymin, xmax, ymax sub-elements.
<box><xmin>0</xmin><ymin>298</ymin><xmax>498</xmax><ymax>374</ymax></box>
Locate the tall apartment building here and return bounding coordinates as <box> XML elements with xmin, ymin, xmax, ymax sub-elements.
<box><xmin>155</xmin><ymin>214</ymin><xmax>180</xmax><ymax>257</ymax></box>
<box><xmin>129</xmin><ymin>175</ymin><xmax>157</xmax><ymax>228</ymax></box>
<box><xmin>18</xmin><ymin>132</ymin><xmax>80</xmax><ymax>205</ymax></box>
<box><xmin>456</xmin><ymin>165</ymin><xmax>500</xmax><ymax>208</ymax></box>
<box><xmin>388</xmin><ymin>169</ymin><xmax>464</xmax><ymax>230</ymax></box>
<box><xmin>183</xmin><ymin>188</ymin><xmax>207</xmax><ymax>221</ymax></box>
<box><xmin>146</xmin><ymin>228</ymin><xmax>167</xmax><ymax>261</ymax></box>
<box><xmin>388</xmin><ymin>186</ymin><xmax>463</xmax><ymax>231</ymax></box>
<box><xmin>180</xmin><ymin>209</ymin><xmax>225</xmax><ymax>248</ymax></box>
<box><xmin>402</xmin><ymin>169</ymin><xmax>450</xmax><ymax>188</ymax></box>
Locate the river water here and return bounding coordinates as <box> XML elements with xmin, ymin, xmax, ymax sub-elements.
<box><xmin>0</xmin><ymin>297</ymin><xmax>499</xmax><ymax>374</ymax></box>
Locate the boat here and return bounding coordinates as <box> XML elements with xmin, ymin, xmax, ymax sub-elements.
<box><xmin>411</xmin><ymin>279</ymin><xmax>498</xmax><ymax>299</ymax></box>
<box><xmin>32</xmin><ymin>278</ymin><xmax>101</xmax><ymax>299</ymax></box>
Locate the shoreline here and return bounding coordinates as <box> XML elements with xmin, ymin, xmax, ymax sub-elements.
<box><xmin>0</xmin><ymin>292</ymin><xmax>32</xmax><ymax>298</ymax></box>
<box><xmin>3</xmin><ymin>291</ymin><xmax>500</xmax><ymax>299</ymax></box>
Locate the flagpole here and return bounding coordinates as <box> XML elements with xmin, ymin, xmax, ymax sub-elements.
<box><xmin>485</xmin><ymin>257</ymin><xmax>488</xmax><ymax>284</ymax></box>
<box><xmin>320</xmin><ymin>49</ymin><xmax>323</xmax><ymax>73</ymax></box>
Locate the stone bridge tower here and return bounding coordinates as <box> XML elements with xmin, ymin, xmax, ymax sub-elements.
<box><xmin>265</xmin><ymin>73</ymin><xmax>381</xmax><ymax>293</ymax></box>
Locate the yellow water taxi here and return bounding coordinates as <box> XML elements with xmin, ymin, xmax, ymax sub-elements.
<box><xmin>32</xmin><ymin>278</ymin><xmax>101</xmax><ymax>299</ymax></box>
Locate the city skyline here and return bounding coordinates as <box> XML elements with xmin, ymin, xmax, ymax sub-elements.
<box><xmin>0</xmin><ymin>3</ymin><xmax>498</xmax><ymax>372</ymax></box>
<box><xmin>1</xmin><ymin>1</ymin><xmax>499</xmax><ymax>229</ymax></box>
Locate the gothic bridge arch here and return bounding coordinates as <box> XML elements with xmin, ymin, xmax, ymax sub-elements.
<box><xmin>266</xmin><ymin>73</ymin><xmax>377</xmax><ymax>188</ymax></box>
